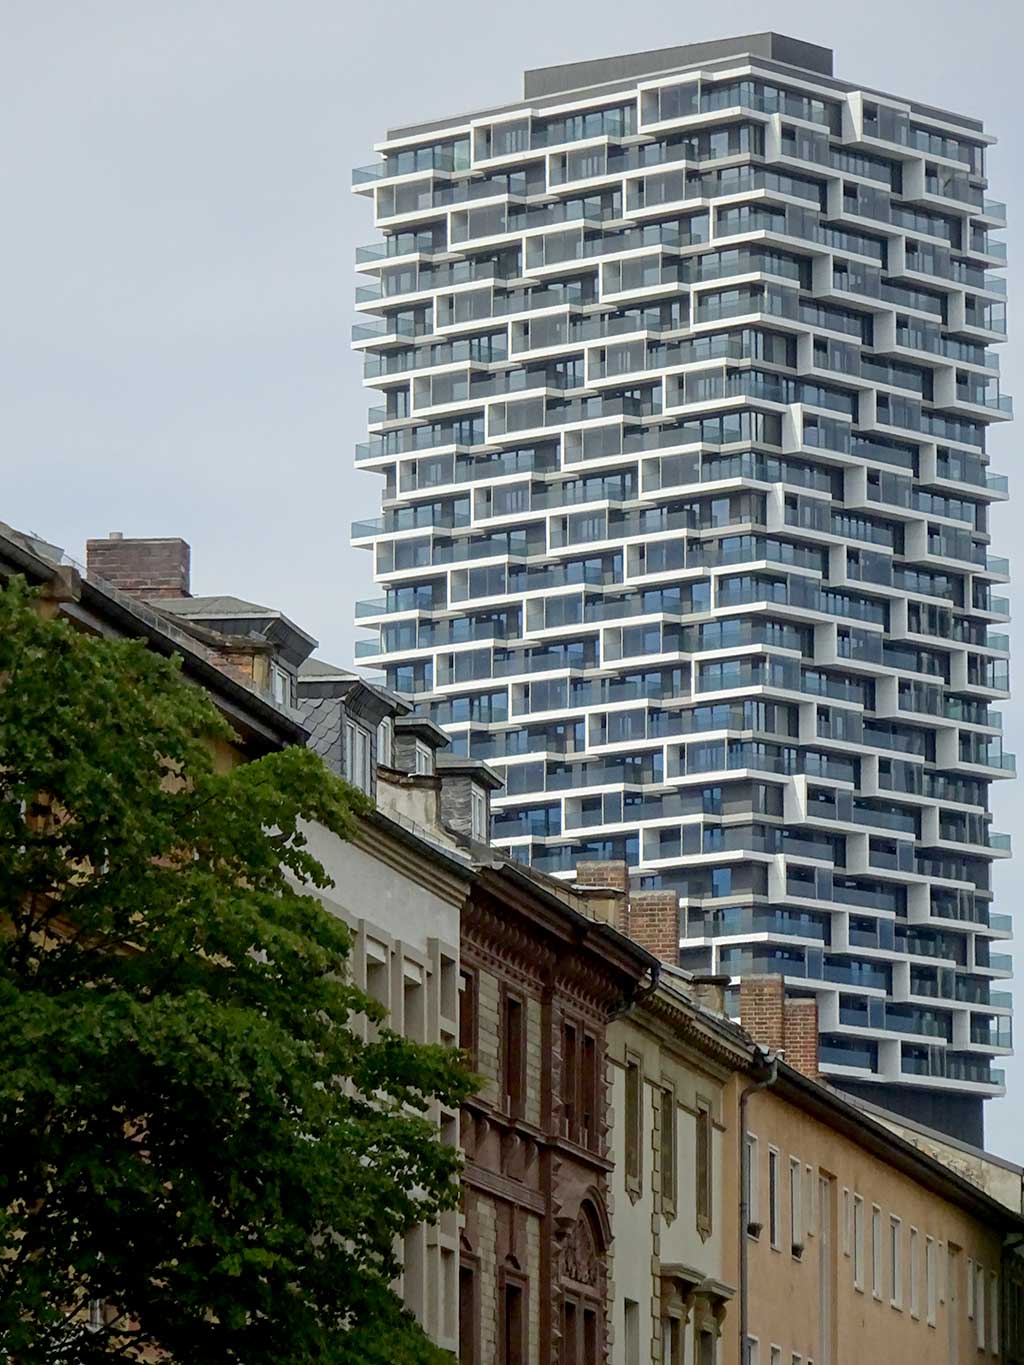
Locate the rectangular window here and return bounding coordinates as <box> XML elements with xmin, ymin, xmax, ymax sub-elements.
<box><xmin>744</xmin><ymin>1133</ymin><xmax>760</xmax><ymax>1234</ymax></box>
<box><xmin>871</xmin><ymin>1206</ymin><xmax>882</xmax><ymax>1298</ymax></box>
<box><xmin>270</xmin><ymin>661</ymin><xmax>291</xmax><ymax>706</ymax></box>
<box><xmin>745</xmin><ymin>1338</ymin><xmax>760</xmax><ymax>1365</ymax></box>
<box><xmin>377</xmin><ymin>715</ymin><xmax>394</xmax><ymax>768</ymax></box>
<box><xmin>771</xmin><ymin>1349</ymin><xmax>782</xmax><ymax>1365</ymax></box>
<box><xmin>769</xmin><ymin>1149</ymin><xmax>781</xmax><ymax>1250</ymax></box>
<box><xmin>459</xmin><ymin>969</ymin><xmax>477</xmax><ymax>1061</ymax></box>
<box><xmin>414</xmin><ymin>739</ymin><xmax>432</xmax><ymax>775</ymax></box>
<box><xmin>562</xmin><ymin>1022</ymin><xmax>578</xmax><ymax>1138</ymax></box>
<box><xmin>805</xmin><ymin>1165</ymin><xmax>816</xmax><ymax>1240</ymax></box>
<box><xmin>625</xmin><ymin>1056</ymin><xmax>642</xmax><ymax>1184</ymax></box>
<box><xmin>563</xmin><ymin>1301</ymin><xmax>577</xmax><ymax>1365</ymax></box>
<box><xmin>976</xmin><ymin>1263</ymin><xmax>986</xmax><ymax>1351</ymax></box>
<box><xmin>890</xmin><ymin>1217</ymin><xmax>902</xmax><ymax>1309</ymax></box>
<box><xmin>990</xmin><ymin>1273</ymin><xmax>999</xmax><ymax>1356</ymax></box>
<box><xmin>790</xmin><ymin>1157</ymin><xmax>804</xmax><ymax>1256</ymax></box>
<box><xmin>502</xmin><ymin>1278</ymin><xmax>525</xmax><ymax>1365</ymax></box>
<box><xmin>470</xmin><ymin>785</ymin><xmax>487</xmax><ymax>841</ymax></box>
<box><xmin>926</xmin><ymin>1237</ymin><xmax>937</xmax><ymax>1326</ymax></box>
<box><xmin>696</xmin><ymin>1099</ymin><xmax>713</xmax><ymax>1235</ymax></box>
<box><xmin>853</xmin><ymin>1195</ymin><xmax>865</xmax><ymax>1291</ymax></box>
<box><xmin>624</xmin><ymin>1298</ymin><xmax>640</xmax><ymax>1365</ymax></box>
<box><xmin>355</xmin><ymin>725</ymin><xmax>371</xmax><ymax>792</ymax></box>
<box><xmin>582</xmin><ymin>1033</ymin><xmax>598</xmax><ymax>1152</ymax></box>
<box><xmin>909</xmin><ymin>1228</ymin><xmax>920</xmax><ymax>1319</ymax></box>
<box><xmin>968</xmin><ymin>1257</ymin><xmax>976</xmax><ymax>1319</ymax></box>
<box><xmin>459</xmin><ymin>1262</ymin><xmax>478</xmax><ymax>1365</ymax></box>
<box><xmin>842</xmin><ymin>1188</ymin><xmax>851</xmax><ymax>1257</ymax></box>
<box><xmin>661</xmin><ymin>1084</ymin><xmax>677</xmax><ymax>1212</ymax></box>
<box><xmin>503</xmin><ymin>995</ymin><xmax>525</xmax><ymax>1117</ymax></box>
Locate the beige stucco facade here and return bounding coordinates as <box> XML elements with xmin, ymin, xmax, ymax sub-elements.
<box><xmin>723</xmin><ymin>1075</ymin><xmax>1009</xmax><ymax>1365</ymax></box>
<box><xmin>608</xmin><ymin>983</ymin><xmax>748</xmax><ymax>1365</ymax></box>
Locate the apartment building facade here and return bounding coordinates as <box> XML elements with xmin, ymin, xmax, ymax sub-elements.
<box><xmin>71</xmin><ymin>528</ymin><xmax>499</xmax><ymax>1355</ymax></box>
<box><xmin>351</xmin><ymin>31</ymin><xmax>1012</xmax><ymax>1143</ymax></box>
<box><xmin>727</xmin><ymin>994</ymin><xmax>1022</xmax><ymax>1365</ymax></box>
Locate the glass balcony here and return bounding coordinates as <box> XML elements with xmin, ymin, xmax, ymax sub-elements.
<box><xmin>355</xmin><ymin>598</ymin><xmax>386</xmax><ymax>618</ymax></box>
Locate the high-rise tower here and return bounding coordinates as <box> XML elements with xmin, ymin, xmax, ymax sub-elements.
<box><xmin>351</xmin><ymin>33</ymin><xmax>1011</xmax><ymax>1143</ymax></box>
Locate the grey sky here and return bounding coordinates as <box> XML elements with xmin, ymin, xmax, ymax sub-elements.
<box><xmin>3</xmin><ymin>0</ymin><xmax>1022</xmax><ymax>1158</ymax></box>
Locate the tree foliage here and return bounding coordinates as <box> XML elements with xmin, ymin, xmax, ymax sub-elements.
<box><xmin>0</xmin><ymin>578</ymin><xmax>470</xmax><ymax>1362</ymax></box>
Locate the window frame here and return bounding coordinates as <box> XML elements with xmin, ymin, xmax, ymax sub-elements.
<box><xmin>744</xmin><ymin>1132</ymin><xmax>761</xmax><ymax>1237</ymax></box>
<box><xmin>500</xmin><ymin>1269</ymin><xmax>528</xmax><ymax>1365</ymax></box>
<box><xmin>459</xmin><ymin>968</ymin><xmax>478</xmax><ymax>1064</ymax></box>
<box><xmin>889</xmin><ymin>1216</ymin><xmax>902</xmax><ymax>1310</ymax></box>
<box><xmin>909</xmin><ymin>1227</ymin><xmax>920</xmax><ymax>1319</ymax></box>
<box><xmin>470</xmin><ymin>784</ymin><xmax>487</xmax><ymax>841</ymax></box>
<box><xmin>926</xmin><ymin>1236</ymin><xmax>937</xmax><ymax>1327</ymax></box>
<box><xmin>624</xmin><ymin>1052</ymin><xmax>643</xmax><ymax>1195</ymax></box>
<box><xmin>660</xmin><ymin>1080</ymin><xmax>678</xmax><ymax>1217</ymax></box>
<box><xmin>695</xmin><ymin>1095</ymin><xmax>714</xmax><ymax>1239</ymax></box>
<box><xmin>502</xmin><ymin>989</ymin><xmax>526</xmax><ymax>1119</ymax></box>
<box><xmin>789</xmin><ymin>1156</ymin><xmax>804</xmax><ymax>1257</ymax></box>
<box><xmin>853</xmin><ymin>1194</ymin><xmax>865</xmax><ymax>1291</ymax></box>
<box><xmin>976</xmin><ymin>1262</ymin><xmax>987</xmax><ymax>1351</ymax></box>
<box><xmin>871</xmin><ymin>1204</ymin><xmax>882</xmax><ymax>1300</ymax></box>
<box><xmin>768</xmin><ymin>1148</ymin><xmax>781</xmax><ymax>1252</ymax></box>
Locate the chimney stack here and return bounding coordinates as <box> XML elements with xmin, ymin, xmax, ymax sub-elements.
<box><xmin>624</xmin><ymin>889</ymin><xmax>681</xmax><ymax>965</ymax></box>
<box><xmin>739</xmin><ymin>975</ymin><xmax>819</xmax><ymax>1079</ymax></box>
<box><xmin>574</xmin><ymin>860</ymin><xmax>629</xmax><ymax>932</ymax></box>
<box><xmin>86</xmin><ymin>534</ymin><xmax>191</xmax><ymax>599</ymax></box>
<box><xmin>690</xmin><ymin>973</ymin><xmax>730</xmax><ymax>1015</ymax></box>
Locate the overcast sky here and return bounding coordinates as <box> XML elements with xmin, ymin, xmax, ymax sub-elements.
<box><xmin>3</xmin><ymin>0</ymin><xmax>1022</xmax><ymax>1159</ymax></box>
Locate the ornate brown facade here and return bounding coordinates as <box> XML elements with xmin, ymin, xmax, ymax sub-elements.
<box><xmin>458</xmin><ymin>861</ymin><xmax>656</xmax><ymax>1365</ymax></box>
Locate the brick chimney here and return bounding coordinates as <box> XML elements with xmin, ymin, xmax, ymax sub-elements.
<box><xmin>574</xmin><ymin>860</ymin><xmax>629</xmax><ymax>932</ymax></box>
<box><xmin>624</xmin><ymin>889</ymin><xmax>680</xmax><ymax>965</ymax></box>
<box><xmin>86</xmin><ymin>533</ymin><xmax>191</xmax><ymax>599</ymax></box>
<box><xmin>783</xmin><ymin>998</ymin><xmax>819</xmax><ymax>1080</ymax></box>
<box><xmin>739</xmin><ymin>975</ymin><xmax>819</xmax><ymax>1079</ymax></box>
<box><xmin>739</xmin><ymin>976</ymin><xmax>785</xmax><ymax>1053</ymax></box>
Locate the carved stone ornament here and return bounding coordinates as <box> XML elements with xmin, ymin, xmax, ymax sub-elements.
<box><xmin>561</xmin><ymin>1210</ymin><xmax>601</xmax><ymax>1288</ymax></box>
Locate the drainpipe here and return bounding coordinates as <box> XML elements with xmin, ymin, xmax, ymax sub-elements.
<box><xmin>738</xmin><ymin>1048</ymin><xmax>778</xmax><ymax>1365</ymax></box>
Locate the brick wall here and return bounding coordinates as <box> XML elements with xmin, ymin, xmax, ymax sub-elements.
<box><xmin>739</xmin><ymin>975</ymin><xmax>786</xmax><ymax>1053</ymax></box>
<box><xmin>86</xmin><ymin>533</ymin><xmax>191</xmax><ymax>599</ymax></box>
<box><xmin>782</xmin><ymin>998</ymin><xmax>819</xmax><ymax>1079</ymax></box>
<box><xmin>624</xmin><ymin>890</ymin><xmax>680</xmax><ymax>964</ymax></box>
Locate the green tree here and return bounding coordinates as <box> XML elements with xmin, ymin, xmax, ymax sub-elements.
<box><xmin>0</xmin><ymin>577</ymin><xmax>470</xmax><ymax>1363</ymax></box>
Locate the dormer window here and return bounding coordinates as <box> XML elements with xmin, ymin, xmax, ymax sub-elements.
<box><xmin>344</xmin><ymin>719</ymin><xmax>373</xmax><ymax>794</ymax></box>
<box><xmin>270</xmin><ymin>661</ymin><xmax>291</xmax><ymax>707</ymax></box>
<box><xmin>377</xmin><ymin>716</ymin><xmax>394</xmax><ymax>768</ymax></box>
<box><xmin>470</xmin><ymin>785</ymin><xmax>487</xmax><ymax>842</ymax></box>
<box><xmin>414</xmin><ymin>739</ymin><xmax>433</xmax><ymax>776</ymax></box>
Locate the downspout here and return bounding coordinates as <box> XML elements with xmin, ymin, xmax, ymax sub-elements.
<box><xmin>739</xmin><ymin>1048</ymin><xmax>778</xmax><ymax>1365</ymax></box>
